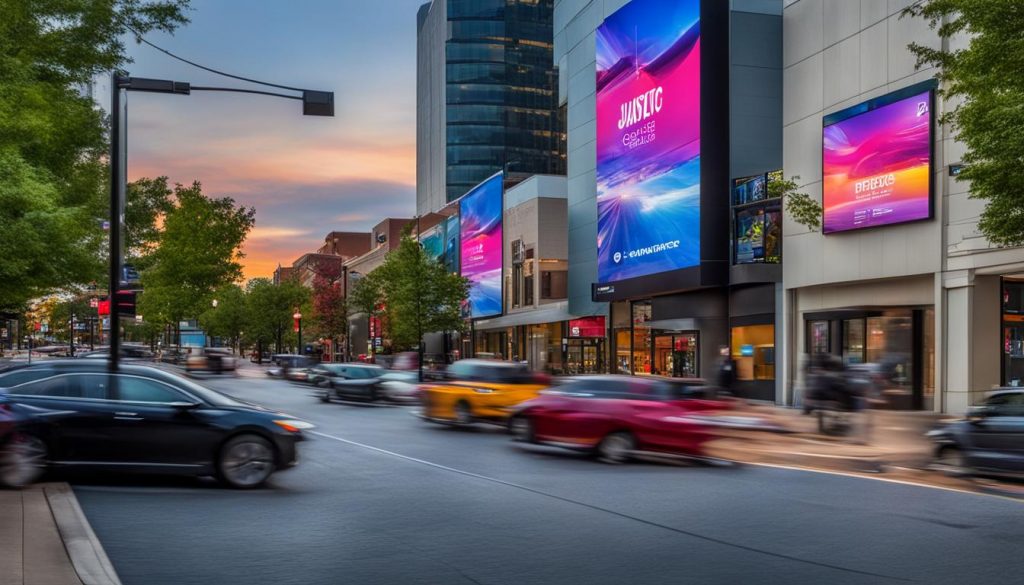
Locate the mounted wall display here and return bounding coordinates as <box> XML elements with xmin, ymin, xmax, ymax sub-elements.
<box><xmin>822</xmin><ymin>80</ymin><xmax>936</xmax><ymax>234</ymax></box>
<box><xmin>459</xmin><ymin>172</ymin><xmax>503</xmax><ymax>319</ymax></box>
<box><xmin>595</xmin><ymin>0</ymin><xmax>701</xmax><ymax>284</ymax></box>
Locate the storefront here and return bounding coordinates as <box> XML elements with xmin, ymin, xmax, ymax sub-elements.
<box><xmin>471</xmin><ymin>301</ymin><xmax>574</xmax><ymax>373</ymax></box>
<box><xmin>802</xmin><ymin>307</ymin><xmax>935</xmax><ymax>410</ymax></box>
<box><xmin>608</xmin><ymin>290</ymin><xmax>728</xmax><ymax>381</ymax></box>
<box><xmin>566</xmin><ymin>316</ymin><xmax>606</xmax><ymax>374</ymax></box>
<box><xmin>1001</xmin><ymin>279</ymin><xmax>1024</xmax><ymax>387</ymax></box>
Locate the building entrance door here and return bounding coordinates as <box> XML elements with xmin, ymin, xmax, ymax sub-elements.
<box><xmin>567</xmin><ymin>339</ymin><xmax>604</xmax><ymax>374</ymax></box>
<box><xmin>653</xmin><ymin>332</ymin><xmax>699</xmax><ymax>377</ymax></box>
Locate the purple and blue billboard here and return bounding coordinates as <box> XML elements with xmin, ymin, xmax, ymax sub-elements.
<box><xmin>823</xmin><ymin>89</ymin><xmax>933</xmax><ymax>233</ymax></box>
<box><xmin>596</xmin><ymin>0</ymin><xmax>701</xmax><ymax>283</ymax></box>
<box><xmin>459</xmin><ymin>173</ymin><xmax>503</xmax><ymax>319</ymax></box>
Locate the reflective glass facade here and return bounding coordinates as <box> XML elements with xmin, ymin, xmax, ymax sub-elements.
<box><xmin>444</xmin><ymin>0</ymin><xmax>566</xmax><ymax>202</ymax></box>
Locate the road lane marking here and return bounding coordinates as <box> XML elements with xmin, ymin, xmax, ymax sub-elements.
<box><xmin>309</xmin><ymin>430</ymin><xmax>909</xmax><ymax>581</ymax></box>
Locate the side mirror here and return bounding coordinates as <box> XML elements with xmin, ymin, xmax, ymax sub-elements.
<box><xmin>168</xmin><ymin>401</ymin><xmax>201</xmax><ymax>410</ymax></box>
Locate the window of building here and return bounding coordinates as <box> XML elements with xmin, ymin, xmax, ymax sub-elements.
<box><xmin>631</xmin><ymin>302</ymin><xmax>652</xmax><ymax>375</ymax></box>
<box><xmin>540</xmin><ymin>270</ymin><xmax>567</xmax><ymax>299</ymax></box>
<box><xmin>843</xmin><ymin>318</ymin><xmax>866</xmax><ymax>364</ymax></box>
<box><xmin>731</xmin><ymin>324</ymin><xmax>775</xmax><ymax>381</ymax></box>
<box><xmin>732</xmin><ymin>171</ymin><xmax>782</xmax><ymax>265</ymax></box>
<box><xmin>809</xmin><ymin>320</ymin><xmax>829</xmax><ymax>355</ymax></box>
<box><xmin>523</xmin><ymin>249</ymin><xmax>535</xmax><ymax>306</ymax></box>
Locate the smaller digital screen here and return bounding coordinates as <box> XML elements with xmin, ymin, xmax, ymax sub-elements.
<box><xmin>823</xmin><ymin>88</ymin><xmax>932</xmax><ymax>233</ymax></box>
<box><xmin>733</xmin><ymin>174</ymin><xmax>766</xmax><ymax>206</ymax></box>
<box><xmin>443</xmin><ymin>214</ymin><xmax>460</xmax><ymax>274</ymax></box>
<box><xmin>419</xmin><ymin>225</ymin><xmax>444</xmax><ymax>261</ymax></box>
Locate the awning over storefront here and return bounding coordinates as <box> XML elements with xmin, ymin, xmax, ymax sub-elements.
<box><xmin>474</xmin><ymin>301</ymin><xmax>575</xmax><ymax>331</ymax></box>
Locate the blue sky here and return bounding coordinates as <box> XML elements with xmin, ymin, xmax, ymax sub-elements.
<box><xmin>122</xmin><ymin>0</ymin><xmax>428</xmax><ymax>278</ymax></box>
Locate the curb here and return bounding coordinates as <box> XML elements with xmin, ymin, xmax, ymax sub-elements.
<box><xmin>44</xmin><ymin>483</ymin><xmax>122</xmax><ymax>585</ymax></box>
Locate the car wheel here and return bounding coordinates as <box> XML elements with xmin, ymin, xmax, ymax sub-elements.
<box><xmin>936</xmin><ymin>445</ymin><xmax>970</xmax><ymax>477</ymax></box>
<box><xmin>0</xmin><ymin>434</ymin><xmax>48</xmax><ymax>488</ymax></box>
<box><xmin>454</xmin><ymin>401</ymin><xmax>473</xmax><ymax>426</ymax></box>
<box><xmin>597</xmin><ymin>431</ymin><xmax>635</xmax><ymax>464</ymax></box>
<box><xmin>509</xmin><ymin>415</ymin><xmax>534</xmax><ymax>442</ymax></box>
<box><xmin>217</xmin><ymin>435</ymin><xmax>276</xmax><ymax>489</ymax></box>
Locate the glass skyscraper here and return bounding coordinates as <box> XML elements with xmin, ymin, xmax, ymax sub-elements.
<box><xmin>417</xmin><ymin>0</ymin><xmax>566</xmax><ymax>214</ymax></box>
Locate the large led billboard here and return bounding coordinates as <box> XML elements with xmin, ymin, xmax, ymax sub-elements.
<box><xmin>823</xmin><ymin>86</ymin><xmax>933</xmax><ymax>233</ymax></box>
<box><xmin>459</xmin><ymin>173</ymin><xmax>503</xmax><ymax>319</ymax></box>
<box><xmin>595</xmin><ymin>0</ymin><xmax>701</xmax><ymax>283</ymax></box>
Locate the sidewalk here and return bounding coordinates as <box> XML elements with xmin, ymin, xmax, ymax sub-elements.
<box><xmin>0</xmin><ymin>484</ymin><xmax>121</xmax><ymax>585</ymax></box>
<box><xmin>707</xmin><ymin>405</ymin><xmax>1024</xmax><ymax>498</ymax></box>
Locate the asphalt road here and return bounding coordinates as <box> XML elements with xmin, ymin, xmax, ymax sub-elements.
<box><xmin>71</xmin><ymin>367</ymin><xmax>1024</xmax><ymax>585</ymax></box>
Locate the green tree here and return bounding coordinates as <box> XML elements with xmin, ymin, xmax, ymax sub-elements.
<box><xmin>906</xmin><ymin>2</ymin><xmax>1024</xmax><ymax>245</ymax></box>
<box><xmin>0</xmin><ymin>1</ymin><xmax>190</xmax><ymax>311</ymax></box>
<box><xmin>375</xmin><ymin>234</ymin><xmax>469</xmax><ymax>379</ymax></box>
<box><xmin>244</xmin><ymin>278</ymin><xmax>308</xmax><ymax>356</ymax></box>
<box><xmin>199</xmin><ymin>284</ymin><xmax>247</xmax><ymax>353</ymax></box>
<box><xmin>137</xmin><ymin>181</ymin><xmax>254</xmax><ymax>343</ymax></box>
<box><xmin>125</xmin><ymin>176</ymin><xmax>174</xmax><ymax>268</ymax></box>
<box><xmin>771</xmin><ymin>173</ymin><xmax>820</xmax><ymax>232</ymax></box>
<box><xmin>347</xmin><ymin>271</ymin><xmax>384</xmax><ymax>361</ymax></box>
<box><xmin>311</xmin><ymin>265</ymin><xmax>346</xmax><ymax>360</ymax></box>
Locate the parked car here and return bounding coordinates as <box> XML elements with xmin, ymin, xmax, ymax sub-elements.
<box><xmin>0</xmin><ymin>360</ymin><xmax>311</xmax><ymax>488</ymax></box>
<box><xmin>186</xmin><ymin>347</ymin><xmax>237</xmax><ymax>375</ymax></box>
<box><xmin>266</xmin><ymin>355</ymin><xmax>314</xmax><ymax>380</ymax></box>
<box><xmin>927</xmin><ymin>388</ymin><xmax>1024</xmax><ymax>478</ymax></box>
<box><xmin>250</xmin><ymin>350</ymin><xmax>272</xmax><ymax>363</ymax></box>
<box><xmin>508</xmin><ymin>376</ymin><xmax>734</xmax><ymax>463</ymax></box>
<box><xmin>311</xmin><ymin>363</ymin><xmax>386</xmax><ymax>402</ymax></box>
<box><xmin>420</xmin><ymin>359</ymin><xmax>550</xmax><ymax>426</ymax></box>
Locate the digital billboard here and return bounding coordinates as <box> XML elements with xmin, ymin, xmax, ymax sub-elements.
<box><xmin>459</xmin><ymin>173</ymin><xmax>503</xmax><ymax>319</ymax></box>
<box><xmin>595</xmin><ymin>0</ymin><xmax>701</xmax><ymax>283</ymax></box>
<box><xmin>823</xmin><ymin>88</ymin><xmax>933</xmax><ymax>233</ymax></box>
<box><xmin>443</xmin><ymin>213</ymin><xmax>460</xmax><ymax>274</ymax></box>
<box><xmin>419</xmin><ymin>224</ymin><xmax>444</xmax><ymax>261</ymax></box>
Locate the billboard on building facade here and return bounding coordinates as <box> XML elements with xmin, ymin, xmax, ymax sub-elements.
<box><xmin>443</xmin><ymin>213</ymin><xmax>460</xmax><ymax>274</ymax></box>
<box><xmin>822</xmin><ymin>87</ymin><xmax>933</xmax><ymax>233</ymax></box>
<box><xmin>459</xmin><ymin>172</ymin><xmax>503</xmax><ymax>319</ymax></box>
<box><xmin>595</xmin><ymin>0</ymin><xmax>701</xmax><ymax>284</ymax></box>
<box><xmin>419</xmin><ymin>224</ymin><xmax>444</xmax><ymax>261</ymax></box>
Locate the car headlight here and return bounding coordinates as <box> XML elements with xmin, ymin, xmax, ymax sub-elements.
<box><xmin>273</xmin><ymin>419</ymin><xmax>316</xmax><ymax>433</ymax></box>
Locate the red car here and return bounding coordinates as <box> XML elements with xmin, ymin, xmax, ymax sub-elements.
<box><xmin>508</xmin><ymin>376</ymin><xmax>734</xmax><ymax>463</ymax></box>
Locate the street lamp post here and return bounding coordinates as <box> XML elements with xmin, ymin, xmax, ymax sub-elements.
<box><xmin>69</xmin><ymin>313</ymin><xmax>75</xmax><ymax>357</ymax></box>
<box><xmin>294</xmin><ymin>311</ymin><xmax>303</xmax><ymax>355</ymax></box>
<box><xmin>107</xmin><ymin>72</ymin><xmax>332</xmax><ymax>371</ymax></box>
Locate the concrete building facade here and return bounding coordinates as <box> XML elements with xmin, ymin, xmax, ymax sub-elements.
<box><xmin>781</xmin><ymin>0</ymin><xmax>1023</xmax><ymax>413</ymax></box>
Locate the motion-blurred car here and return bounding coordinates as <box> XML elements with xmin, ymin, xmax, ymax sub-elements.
<box><xmin>378</xmin><ymin>371</ymin><xmax>421</xmax><ymax>402</ymax></box>
<box><xmin>0</xmin><ymin>360</ymin><xmax>311</xmax><ymax>488</ymax></box>
<box><xmin>186</xmin><ymin>347</ymin><xmax>237</xmax><ymax>375</ymax></box>
<box><xmin>420</xmin><ymin>359</ymin><xmax>550</xmax><ymax>426</ymax></box>
<box><xmin>250</xmin><ymin>350</ymin><xmax>272</xmax><ymax>363</ymax></box>
<box><xmin>266</xmin><ymin>355</ymin><xmax>313</xmax><ymax>380</ymax></box>
<box><xmin>928</xmin><ymin>388</ymin><xmax>1024</xmax><ymax>478</ymax></box>
<box><xmin>79</xmin><ymin>345</ymin><xmax>155</xmax><ymax>361</ymax></box>
<box><xmin>0</xmin><ymin>391</ymin><xmax>48</xmax><ymax>487</ymax></box>
<box><xmin>311</xmin><ymin>363</ymin><xmax>386</xmax><ymax>402</ymax></box>
<box><xmin>508</xmin><ymin>376</ymin><xmax>734</xmax><ymax>463</ymax></box>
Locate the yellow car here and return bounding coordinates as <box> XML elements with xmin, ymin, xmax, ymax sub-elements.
<box><xmin>421</xmin><ymin>359</ymin><xmax>550</xmax><ymax>425</ymax></box>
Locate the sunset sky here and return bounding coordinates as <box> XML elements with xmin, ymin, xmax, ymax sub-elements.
<box><xmin>121</xmin><ymin>0</ymin><xmax>426</xmax><ymax>280</ymax></box>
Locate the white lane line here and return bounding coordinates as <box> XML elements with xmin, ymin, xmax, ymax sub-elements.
<box><xmin>308</xmin><ymin>430</ymin><xmax>909</xmax><ymax>581</ymax></box>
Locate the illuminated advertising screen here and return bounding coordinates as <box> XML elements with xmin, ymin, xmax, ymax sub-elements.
<box><xmin>823</xmin><ymin>88</ymin><xmax>933</xmax><ymax>233</ymax></box>
<box><xmin>419</xmin><ymin>225</ymin><xmax>444</xmax><ymax>261</ymax></box>
<box><xmin>443</xmin><ymin>213</ymin><xmax>460</xmax><ymax>274</ymax></box>
<box><xmin>459</xmin><ymin>173</ymin><xmax>503</xmax><ymax>319</ymax></box>
<box><xmin>596</xmin><ymin>0</ymin><xmax>701</xmax><ymax>283</ymax></box>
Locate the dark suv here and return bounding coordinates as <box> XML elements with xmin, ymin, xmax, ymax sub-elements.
<box><xmin>928</xmin><ymin>389</ymin><xmax>1024</xmax><ymax>477</ymax></box>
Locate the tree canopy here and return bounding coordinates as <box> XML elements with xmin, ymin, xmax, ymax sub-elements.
<box><xmin>907</xmin><ymin>1</ymin><xmax>1024</xmax><ymax>245</ymax></box>
<box><xmin>0</xmin><ymin>1</ymin><xmax>191</xmax><ymax>311</ymax></box>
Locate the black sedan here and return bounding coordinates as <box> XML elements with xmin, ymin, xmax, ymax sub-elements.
<box><xmin>0</xmin><ymin>360</ymin><xmax>312</xmax><ymax>488</ymax></box>
<box><xmin>928</xmin><ymin>388</ymin><xmax>1024</xmax><ymax>478</ymax></box>
<box><xmin>309</xmin><ymin>363</ymin><xmax>386</xmax><ymax>402</ymax></box>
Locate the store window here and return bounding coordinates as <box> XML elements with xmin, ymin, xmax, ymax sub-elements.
<box><xmin>731</xmin><ymin>324</ymin><xmax>775</xmax><ymax>381</ymax></box>
<box><xmin>611</xmin><ymin>301</ymin><xmax>631</xmax><ymax>375</ymax></box>
<box><xmin>1003</xmin><ymin>280</ymin><xmax>1024</xmax><ymax>386</ymax></box>
<box><xmin>632</xmin><ymin>302</ymin><xmax>652</xmax><ymax>375</ymax></box>
<box><xmin>540</xmin><ymin>270</ymin><xmax>567</xmax><ymax>299</ymax></box>
<box><xmin>843</xmin><ymin>319</ymin><xmax>865</xmax><ymax>364</ymax></box>
<box><xmin>808</xmin><ymin>320</ymin><xmax>829</xmax><ymax>355</ymax></box>
<box><xmin>732</xmin><ymin>171</ymin><xmax>782</xmax><ymax>265</ymax></box>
